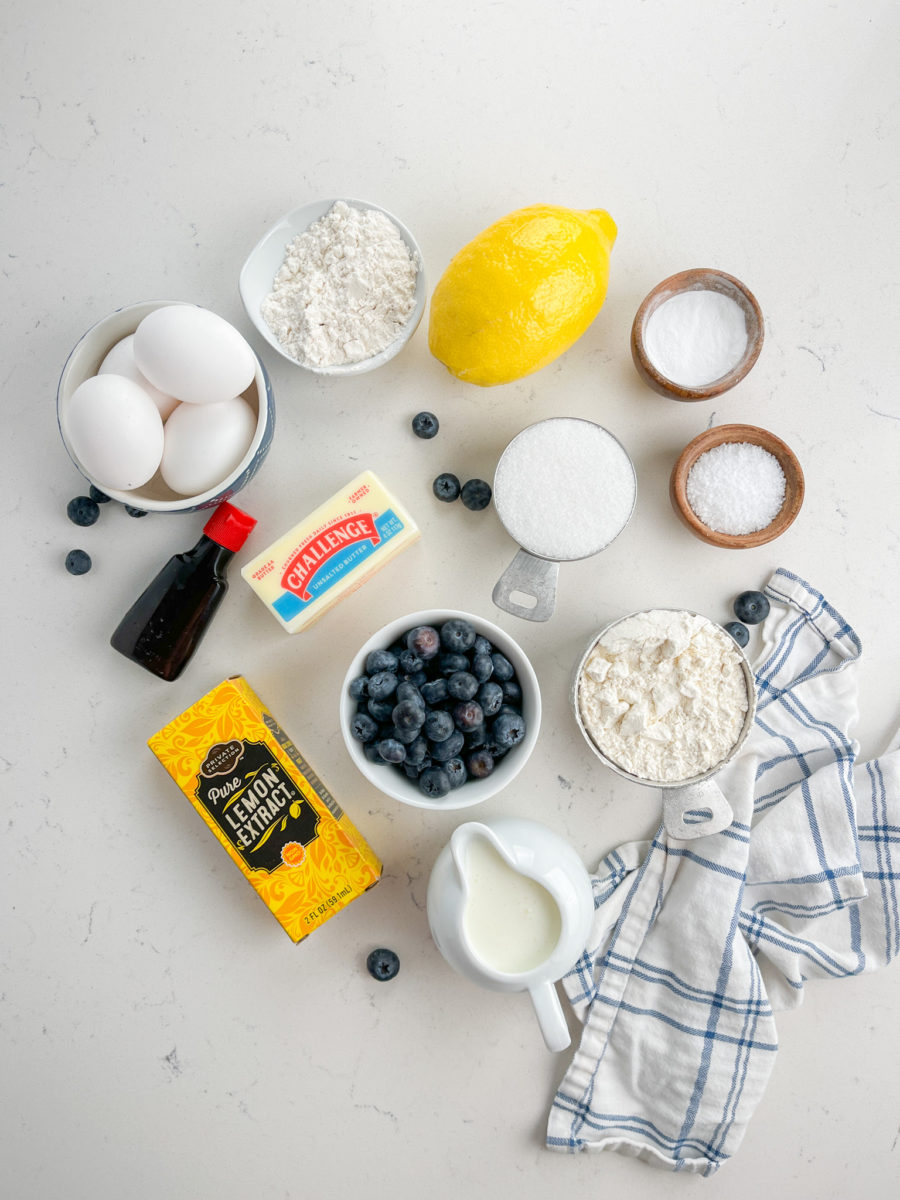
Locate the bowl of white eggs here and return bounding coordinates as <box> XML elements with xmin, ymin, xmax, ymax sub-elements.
<box><xmin>57</xmin><ymin>301</ymin><xmax>275</xmax><ymax>513</ymax></box>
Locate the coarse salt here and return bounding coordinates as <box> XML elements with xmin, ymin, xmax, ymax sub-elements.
<box><xmin>494</xmin><ymin>418</ymin><xmax>636</xmax><ymax>560</ymax></box>
<box><xmin>686</xmin><ymin>442</ymin><xmax>786</xmax><ymax>535</ymax></box>
<box><xmin>644</xmin><ymin>289</ymin><xmax>748</xmax><ymax>387</ymax></box>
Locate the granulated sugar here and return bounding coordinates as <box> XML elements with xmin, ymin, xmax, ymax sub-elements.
<box><xmin>493</xmin><ymin>418</ymin><xmax>636</xmax><ymax>560</ymax></box>
<box><xmin>644</xmin><ymin>289</ymin><xmax>748</xmax><ymax>387</ymax></box>
<box><xmin>686</xmin><ymin>442</ymin><xmax>786</xmax><ymax>535</ymax></box>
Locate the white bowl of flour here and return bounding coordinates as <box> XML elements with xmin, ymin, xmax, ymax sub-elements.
<box><xmin>240</xmin><ymin>198</ymin><xmax>426</xmax><ymax>375</ymax></box>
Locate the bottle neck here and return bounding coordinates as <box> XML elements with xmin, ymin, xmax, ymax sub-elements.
<box><xmin>190</xmin><ymin>534</ymin><xmax>235</xmax><ymax>576</ymax></box>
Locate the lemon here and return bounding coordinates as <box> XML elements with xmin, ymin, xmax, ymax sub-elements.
<box><xmin>428</xmin><ymin>204</ymin><xmax>617</xmax><ymax>387</ymax></box>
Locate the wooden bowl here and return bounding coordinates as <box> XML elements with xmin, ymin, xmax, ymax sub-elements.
<box><xmin>670</xmin><ymin>424</ymin><xmax>805</xmax><ymax>548</ymax></box>
<box><xmin>631</xmin><ymin>269</ymin><xmax>764</xmax><ymax>401</ymax></box>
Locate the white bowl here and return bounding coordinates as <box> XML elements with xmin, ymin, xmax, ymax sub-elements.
<box><xmin>340</xmin><ymin>610</ymin><xmax>542</xmax><ymax>810</ymax></box>
<box><xmin>57</xmin><ymin>300</ymin><xmax>275</xmax><ymax>513</ymax></box>
<box><xmin>239</xmin><ymin>198</ymin><xmax>426</xmax><ymax>375</ymax></box>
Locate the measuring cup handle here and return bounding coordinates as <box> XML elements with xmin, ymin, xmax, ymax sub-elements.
<box><xmin>492</xmin><ymin>548</ymin><xmax>559</xmax><ymax>622</ymax></box>
<box><xmin>662</xmin><ymin>778</ymin><xmax>734</xmax><ymax>840</ymax></box>
<box><xmin>528</xmin><ymin>981</ymin><xmax>570</xmax><ymax>1052</ymax></box>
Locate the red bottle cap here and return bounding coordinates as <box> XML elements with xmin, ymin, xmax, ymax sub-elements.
<box><xmin>203</xmin><ymin>502</ymin><xmax>257</xmax><ymax>552</ymax></box>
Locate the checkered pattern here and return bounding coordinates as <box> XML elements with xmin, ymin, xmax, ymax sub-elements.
<box><xmin>546</xmin><ymin>569</ymin><xmax>899</xmax><ymax>1175</ymax></box>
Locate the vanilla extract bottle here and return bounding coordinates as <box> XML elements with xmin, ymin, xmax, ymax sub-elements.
<box><xmin>110</xmin><ymin>502</ymin><xmax>256</xmax><ymax>681</ymax></box>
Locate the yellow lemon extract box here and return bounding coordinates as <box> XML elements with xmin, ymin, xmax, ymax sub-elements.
<box><xmin>148</xmin><ymin>676</ymin><xmax>381</xmax><ymax>942</ymax></box>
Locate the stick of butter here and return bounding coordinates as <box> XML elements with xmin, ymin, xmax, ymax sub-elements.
<box><xmin>241</xmin><ymin>470</ymin><xmax>419</xmax><ymax>633</ymax></box>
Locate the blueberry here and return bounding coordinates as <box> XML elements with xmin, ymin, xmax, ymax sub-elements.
<box><xmin>124</xmin><ymin>505</ymin><xmax>148</xmax><ymax>518</ymax></box>
<box><xmin>490</xmin><ymin>652</ymin><xmax>514</xmax><ymax>681</ymax></box>
<box><xmin>67</xmin><ymin>495</ymin><xmax>100</xmax><ymax>527</ymax></box>
<box><xmin>472</xmin><ymin>653</ymin><xmax>493</xmax><ymax>682</ymax></box>
<box><xmin>437</xmin><ymin>652</ymin><xmax>467</xmax><ymax>676</ymax></box>
<box><xmin>376</xmin><ymin>738</ymin><xmax>407</xmax><ymax>764</ymax></box>
<box><xmin>393</xmin><ymin>723</ymin><xmax>423</xmax><ymax>745</ymax></box>
<box><xmin>477</xmin><ymin>681</ymin><xmax>504</xmax><ymax>716</ymax></box>
<box><xmin>367</xmin><ymin>670</ymin><xmax>398</xmax><ymax>701</ymax></box>
<box><xmin>396</xmin><ymin>681</ymin><xmax>424</xmax><ymax>707</ymax></box>
<box><xmin>364</xmin><ymin>742</ymin><xmax>382</xmax><ymax>763</ymax></box>
<box><xmin>406</xmin><ymin>736</ymin><xmax>429</xmax><ymax>765</ymax></box>
<box><xmin>433</xmin><ymin>473</ymin><xmax>461</xmax><ymax>502</ymax></box>
<box><xmin>367</xmin><ymin>698</ymin><xmax>395</xmax><ymax>723</ymax></box>
<box><xmin>501</xmin><ymin>679</ymin><xmax>522</xmax><ymax>706</ymax></box>
<box><xmin>89</xmin><ymin>485</ymin><xmax>111</xmax><ymax>504</ymax></box>
<box><xmin>418</xmin><ymin>768</ymin><xmax>451</xmax><ymax>799</ymax></box>
<box><xmin>403</xmin><ymin>761</ymin><xmax>425</xmax><ymax>779</ymax></box>
<box><xmin>440</xmin><ymin>618</ymin><xmax>477</xmax><ymax>653</ymax></box>
<box><xmin>460</xmin><ymin>478</ymin><xmax>492</xmax><ymax>511</ymax></box>
<box><xmin>366</xmin><ymin>947</ymin><xmax>400</xmax><ymax>981</ymax></box>
<box><xmin>465</xmin><ymin>724</ymin><xmax>487</xmax><ymax>749</ymax></box>
<box><xmin>492</xmin><ymin>711</ymin><xmax>526</xmax><ymax>749</ymax></box>
<box><xmin>733</xmin><ymin>590</ymin><xmax>770</xmax><ymax>625</ymax></box>
<box><xmin>424</xmin><ymin>709</ymin><xmax>454</xmax><ymax>743</ymax></box>
<box><xmin>348</xmin><ymin>675</ymin><xmax>369</xmax><ymax>700</ymax></box>
<box><xmin>453</xmin><ymin>700</ymin><xmax>484</xmax><ymax>731</ymax></box>
<box><xmin>724</xmin><ymin>621</ymin><xmax>750</xmax><ymax>648</ymax></box>
<box><xmin>412</xmin><ymin>411</ymin><xmax>439</xmax><ymax>439</ymax></box>
<box><xmin>366</xmin><ymin>648</ymin><xmax>399</xmax><ymax>674</ymax></box>
<box><xmin>420</xmin><ymin>678</ymin><xmax>449</xmax><ymax>705</ymax></box>
<box><xmin>398</xmin><ymin>648</ymin><xmax>423</xmax><ymax>676</ymax></box>
<box><xmin>65</xmin><ymin>549</ymin><xmax>92</xmax><ymax>575</ymax></box>
<box><xmin>447</xmin><ymin>671</ymin><xmax>478</xmax><ymax>701</ymax></box>
<box><xmin>474</xmin><ymin>635</ymin><xmax>493</xmax><ymax>656</ymax></box>
<box><xmin>445</xmin><ymin>758</ymin><xmax>468</xmax><ymax>789</ymax></box>
<box><xmin>467</xmin><ymin>749</ymin><xmax>495</xmax><ymax>779</ymax></box>
<box><xmin>392</xmin><ymin>699</ymin><xmax>426</xmax><ymax>734</ymax></box>
<box><xmin>431</xmin><ymin>730</ymin><xmax>465</xmax><ymax>762</ymax></box>
<box><xmin>407</xmin><ymin>625</ymin><xmax>441</xmax><ymax>660</ymax></box>
<box><xmin>351</xmin><ymin>712</ymin><xmax>378</xmax><ymax>743</ymax></box>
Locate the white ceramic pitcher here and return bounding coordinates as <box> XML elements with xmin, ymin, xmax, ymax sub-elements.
<box><xmin>426</xmin><ymin>817</ymin><xmax>595</xmax><ymax>1052</ymax></box>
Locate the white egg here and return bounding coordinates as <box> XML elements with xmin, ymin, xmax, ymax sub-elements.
<box><xmin>133</xmin><ymin>305</ymin><xmax>256</xmax><ymax>405</ymax></box>
<box><xmin>63</xmin><ymin>375</ymin><xmax>165</xmax><ymax>491</ymax></box>
<box><xmin>160</xmin><ymin>394</ymin><xmax>256</xmax><ymax>496</ymax></box>
<box><xmin>98</xmin><ymin>334</ymin><xmax>179</xmax><ymax>419</ymax></box>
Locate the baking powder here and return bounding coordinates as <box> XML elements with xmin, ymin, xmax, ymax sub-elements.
<box><xmin>578</xmin><ymin>609</ymin><xmax>749</xmax><ymax>783</ymax></box>
<box><xmin>644</xmin><ymin>289</ymin><xmax>748</xmax><ymax>387</ymax></box>
<box><xmin>261</xmin><ymin>201</ymin><xmax>418</xmax><ymax>367</ymax></box>
<box><xmin>686</xmin><ymin>442</ymin><xmax>786</xmax><ymax>535</ymax></box>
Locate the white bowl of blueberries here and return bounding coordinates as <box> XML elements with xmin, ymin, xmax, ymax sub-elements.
<box><xmin>340</xmin><ymin>610</ymin><xmax>541</xmax><ymax>809</ymax></box>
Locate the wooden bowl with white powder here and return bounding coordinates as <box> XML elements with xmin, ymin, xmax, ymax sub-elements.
<box><xmin>669</xmin><ymin>423</ymin><xmax>805</xmax><ymax>549</ymax></box>
<box><xmin>631</xmin><ymin>268</ymin><xmax>764</xmax><ymax>401</ymax></box>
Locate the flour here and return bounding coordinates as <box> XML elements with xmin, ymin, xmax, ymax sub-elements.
<box><xmin>643</xmin><ymin>289</ymin><xmax>748</xmax><ymax>387</ymax></box>
<box><xmin>261</xmin><ymin>201</ymin><xmax>419</xmax><ymax>367</ymax></box>
<box><xmin>578</xmin><ymin>609</ymin><xmax>749</xmax><ymax>783</ymax></box>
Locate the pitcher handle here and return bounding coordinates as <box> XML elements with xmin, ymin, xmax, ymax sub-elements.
<box><xmin>662</xmin><ymin>777</ymin><xmax>734</xmax><ymax>840</ymax></box>
<box><xmin>529</xmin><ymin>980</ymin><xmax>570</xmax><ymax>1052</ymax></box>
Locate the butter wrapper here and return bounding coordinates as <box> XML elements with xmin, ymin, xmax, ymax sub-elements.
<box><xmin>148</xmin><ymin>676</ymin><xmax>381</xmax><ymax>943</ymax></box>
<box><xmin>241</xmin><ymin>470</ymin><xmax>419</xmax><ymax>633</ymax></box>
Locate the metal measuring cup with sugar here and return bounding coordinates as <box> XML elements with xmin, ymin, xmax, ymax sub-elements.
<box><xmin>572</xmin><ymin>609</ymin><xmax>757</xmax><ymax>840</ymax></box>
<box><xmin>492</xmin><ymin>418</ymin><xmax>637</xmax><ymax>622</ymax></box>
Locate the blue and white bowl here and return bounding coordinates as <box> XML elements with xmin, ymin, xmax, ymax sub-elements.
<box><xmin>57</xmin><ymin>300</ymin><xmax>275</xmax><ymax>513</ymax></box>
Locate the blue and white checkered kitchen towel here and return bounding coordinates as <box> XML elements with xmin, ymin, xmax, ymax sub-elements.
<box><xmin>547</xmin><ymin>569</ymin><xmax>900</xmax><ymax>1175</ymax></box>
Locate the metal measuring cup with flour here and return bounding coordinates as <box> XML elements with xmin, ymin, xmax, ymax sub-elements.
<box><xmin>492</xmin><ymin>417</ymin><xmax>637</xmax><ymax>622</ymax></box>
<box><xmin>573</xmin><ymin>609</ymin><xmax>757</xmax><ymax>839</ymax></box>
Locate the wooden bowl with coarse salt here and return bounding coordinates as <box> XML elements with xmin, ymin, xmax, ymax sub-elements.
<box><xmin>669</xmin><ymin>423</ymin><xmax>805</xmax><ymax>548</ymax></box>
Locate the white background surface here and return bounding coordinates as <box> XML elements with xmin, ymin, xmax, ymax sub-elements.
<box><xmin>3</xmin><ymin>2</ymin><xmax>899</xmax><ymax>1197</ymax></box>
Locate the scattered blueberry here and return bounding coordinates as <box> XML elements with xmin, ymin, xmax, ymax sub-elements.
<box><xmin>418</xmin><ymin>767</ymin><xmax>451</xmax><ymax>799</ymax></box>
<box><xmin>124</xmin><ymin>505</ymin><xmax>148</xmax><ymax>518</ymax></box>
<box><xmin>733</xmin><ymin>590</ymin><xmax>770</xmax><ymax>625</ymax></box>
<box><xmin>433</xmin><ymin>473</ymin><xmax>461</xmax><ymax>502</ymax></box>
<box><xmin>412</xmin><ymin>411</ymin><xmax>440</xmax><ymax>439</ymax></box>
<box><xmin>89</xmin><ymin>485</ymin><xmax>111</xmax><ymax>504</ymax></box>
<box><xmin>376</xmin><ymin>738</ymin><xmax>407</xmax><ymax>764</ymax></box>
<box><xmin>724</xmin><ymin>621</ymin><xmax>750</xmax><ymax>647</ymax></box>
<box><xmin>407</xmin><ymin>625</ymin><xmax>441</xmax><ymax>660</ymax></box>
<box><xmin>366</xmin><ymin>947</ymin><xmax>400</xmax><ymax>982</ymax></box>
<box><xmin>366</xmin><ymin>648</ymin><xmax>399</xmax><ymax>674</ymax></box>
<box><xmin>460</xmin><ymin>478</ymin><xmax>492</xmax><ymax>511</ymax></box>
<box><xmin>367</xmin><ymin>670</ymin><xmax>398</xmax><ymax>701</ymax></box>
<box><xmin>65</xmin><ymin>549</ymin><xmax>92</xmax><ymax>575</ymax></box>
<box><xmin>440</xmin><ymin>618</ymin><xmax>477</xmax><ymax>653</ymax></box>
<box><xmin>67</xmin><ymin>495</ymin><xmax>100</xmax><ymax>527</ymax></box>
<box><xmin>351</xmin><ymin>712</ymin><xmax>378</xmax><ymax>743</ymax></box>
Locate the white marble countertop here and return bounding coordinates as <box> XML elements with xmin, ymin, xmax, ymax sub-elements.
<box><xmin>4</xmin><ymin>2</ymin><xmax>899</xmax><ymax>1196</ymax></box>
